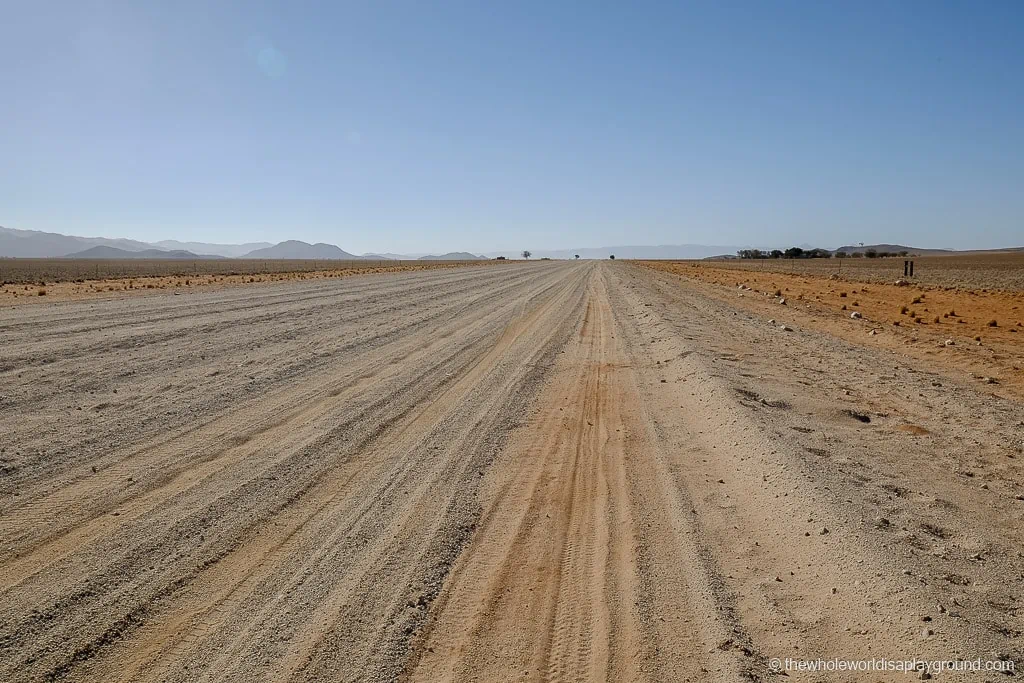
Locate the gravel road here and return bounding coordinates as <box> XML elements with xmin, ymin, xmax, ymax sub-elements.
<box><xmin>1</xmin><ymin>262</ymin><xmax>1021</xmax><ymax>681</ymax></box>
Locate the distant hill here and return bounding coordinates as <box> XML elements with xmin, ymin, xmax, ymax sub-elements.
<box><xmin>242</xmin><ymin>240</ymin><xmax>360</xmax><ymax>259</ymax></box>
<box><xmin>153</xmin><ymin>240</ymin><xmax>273</xmax><ymax>258</ymax></box>
<box><xmin>0</xmin><ymin>226</ymin><xmax>156</xmax><ymax>258</ymax></box>
<box><xmin>417</xmin><ymin>252</ymin><xmax>487</xmax><ymax>260</ymax></box>
<box><xmin>64</xmin><ymin>246</ymin><xmax>221</xmax><ymax>259</ymax></box>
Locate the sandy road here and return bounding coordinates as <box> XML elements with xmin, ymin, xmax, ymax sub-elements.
<box><xmin>1</xmin><ymin>262</ymin><xmax>1021</xmax><ymax>681</ymax></box>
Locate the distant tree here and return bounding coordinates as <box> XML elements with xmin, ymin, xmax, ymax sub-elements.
<box><xmin>770</xmin><ymin>249</ymin><xmax>783</xmax><ymax>259</ymax></box>
<box><xmin>806</xmin><ymin>248</ymin><xmax>832</xmax><ymax>259</ymax></box>
<box><xmin>609</xmin><ymin>254</ymin><xmax>615</xmax><ymax>260</ymax></box>
<box><xmin>783</xmin><ymin>247</ymin><xmax>804</xmax><ymax>259</ymax></box>
<box><xmin>737</xmin><ymin>249</ymin><xmax>765</xmax><ymax>259</ymax></box>
<box><xmin>521</xmin><ymin>250</ymin><xmax>531</xmax><ymax>259</ymax></box>
<box><xmin>834</xmin><ymin>251</ymin><xmax>848</xmax><ymax>258</ymax></box>
<box><xmin>851</xmin><ymin>252</ymin><xmax>865</xmax><ymax>258</ymax></box>
<box><xmin>898</xmin><ymin>250</ymin><xmax>909</xmax><ymax>257</ymax></box>
<box><xmin>574</xmin><ymin>254</ymin><xmax>580</xmax><ymax>259</ymax></box>
<box><xmin>865</xmin><ymin>248</ymin><xmax>878</xmax><ymax>258</ymax></box>
<box><xmin>495</xmin><ymin>256</ymin><xmax>506</xmax><ymax>260</ymax></box>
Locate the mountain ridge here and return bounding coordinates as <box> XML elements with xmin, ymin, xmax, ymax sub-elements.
<box><xmin>241</xmin><ymin>240</ymin><xmax>360</xmax><ymax>259</ymax></box>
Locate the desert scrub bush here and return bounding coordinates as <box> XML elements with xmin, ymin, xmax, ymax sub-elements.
<box><xmin>900</xmin><ymin>305</ymin><xmax>909</xmax><ymax>314</ymax></box>
<box><xmin>988</xmin><ymin>319</ymin><xmax>998</xmax><ymax>327</ymax></box>
<box><xmin>37</xmin><ymin>289</ymin><xmax>46</xmax><ymax>296</ymax></box>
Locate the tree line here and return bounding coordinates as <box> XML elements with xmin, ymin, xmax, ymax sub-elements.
<box><xmin>736</xmin><ymin>247</ymin><xmax>910</xmax><ymax>260</ymax></box>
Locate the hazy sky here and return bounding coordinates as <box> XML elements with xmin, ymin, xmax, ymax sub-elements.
<box><xmin>2</xmin><ymin>1</ymin><xmax>1022</xmax><ymax>253</ymax></box>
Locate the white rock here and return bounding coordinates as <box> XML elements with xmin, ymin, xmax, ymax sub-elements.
<box><xmin>850</xmin><ymin>311</ymin><xmax>862</xmax><ymax>319</ymax></box>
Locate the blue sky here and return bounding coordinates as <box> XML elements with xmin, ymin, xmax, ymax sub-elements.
<box><xmin>2</xmin><ymin>1</ymin><xmax>1022</xmax><ymax>253</ymax></box>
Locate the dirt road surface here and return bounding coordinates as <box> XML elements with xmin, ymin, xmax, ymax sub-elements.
<box><xmin>2</xmin><ymin>262</ymin><xmax>1021</xmax><ymax>681</ymax></box>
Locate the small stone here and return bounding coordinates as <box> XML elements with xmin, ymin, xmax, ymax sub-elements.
<box><xmin>779</xmin><ymin>325</ymin><xmax>792</xmax><ymax>332</ymax></box>
<box><xmin>850</xmin><ymin>311</ymin><xmax>862</xmax><ymax>319</ymax></box>
<box><xmin>944</xmin><ymin>339</ymin><xmax>954</xmax><ymax>346</ymax></box>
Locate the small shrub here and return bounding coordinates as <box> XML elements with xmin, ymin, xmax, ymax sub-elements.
<box><xmin>839</xmin><ymin>292</ymin><xmax>847</xmax><ymax>298</ymax></box>
<box><xmin>987</xmin><ymin>319</ymin><xmax>997</xmax><ymax>327</ymax></box>
<box><xmin>912</xmin><ymin>296</ymin><xmax>922</xmax><ymax>304</ymax></box>
<box><xmin>900</xmin><ymin>305</ymin><xmax>909</xmax><ymax>315</ymax></box>
<box><xmin>37</xmin><ymin>289</ymin><xmax>46</xmax><ymax>296</ymax></box>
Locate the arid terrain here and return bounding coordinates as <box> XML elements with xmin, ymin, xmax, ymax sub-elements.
<box><xmin>687</xmin><ymin>252</ymin><xmax>1024</xmax><ymax>292</ymax></box>
<box><xmin>2</xmin><ymin>261</ymin><xmax>1022</xmax><ymax>682</ymax></box>
<box><xmin>0</xmin><ymin>259</ymin><xmax>495</xmax><ymax>305</ymax></box>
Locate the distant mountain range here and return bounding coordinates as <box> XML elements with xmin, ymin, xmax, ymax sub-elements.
<box><xmin>2</xmin><ymin>226</ymin><xmax>1020</xmax><ymax>261</ymax></box>
<box><xmin>65</xmin><ymin>246</ymin><xmax>223</xmax><ymax>259</ymax></box>
<box><xmin>153</xmin><ymin>240</ymin><xmax>273</xmax><ymax>258</ymax></box>
<box><xmin>0</xmin><ymin>226</ymin><xmax>156</xmax><ymax>258</ymax></box>
<box><xmin>0</xmin><ymin>226</ymin><xmax>367</xmax><ymax>260</ymax></box>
